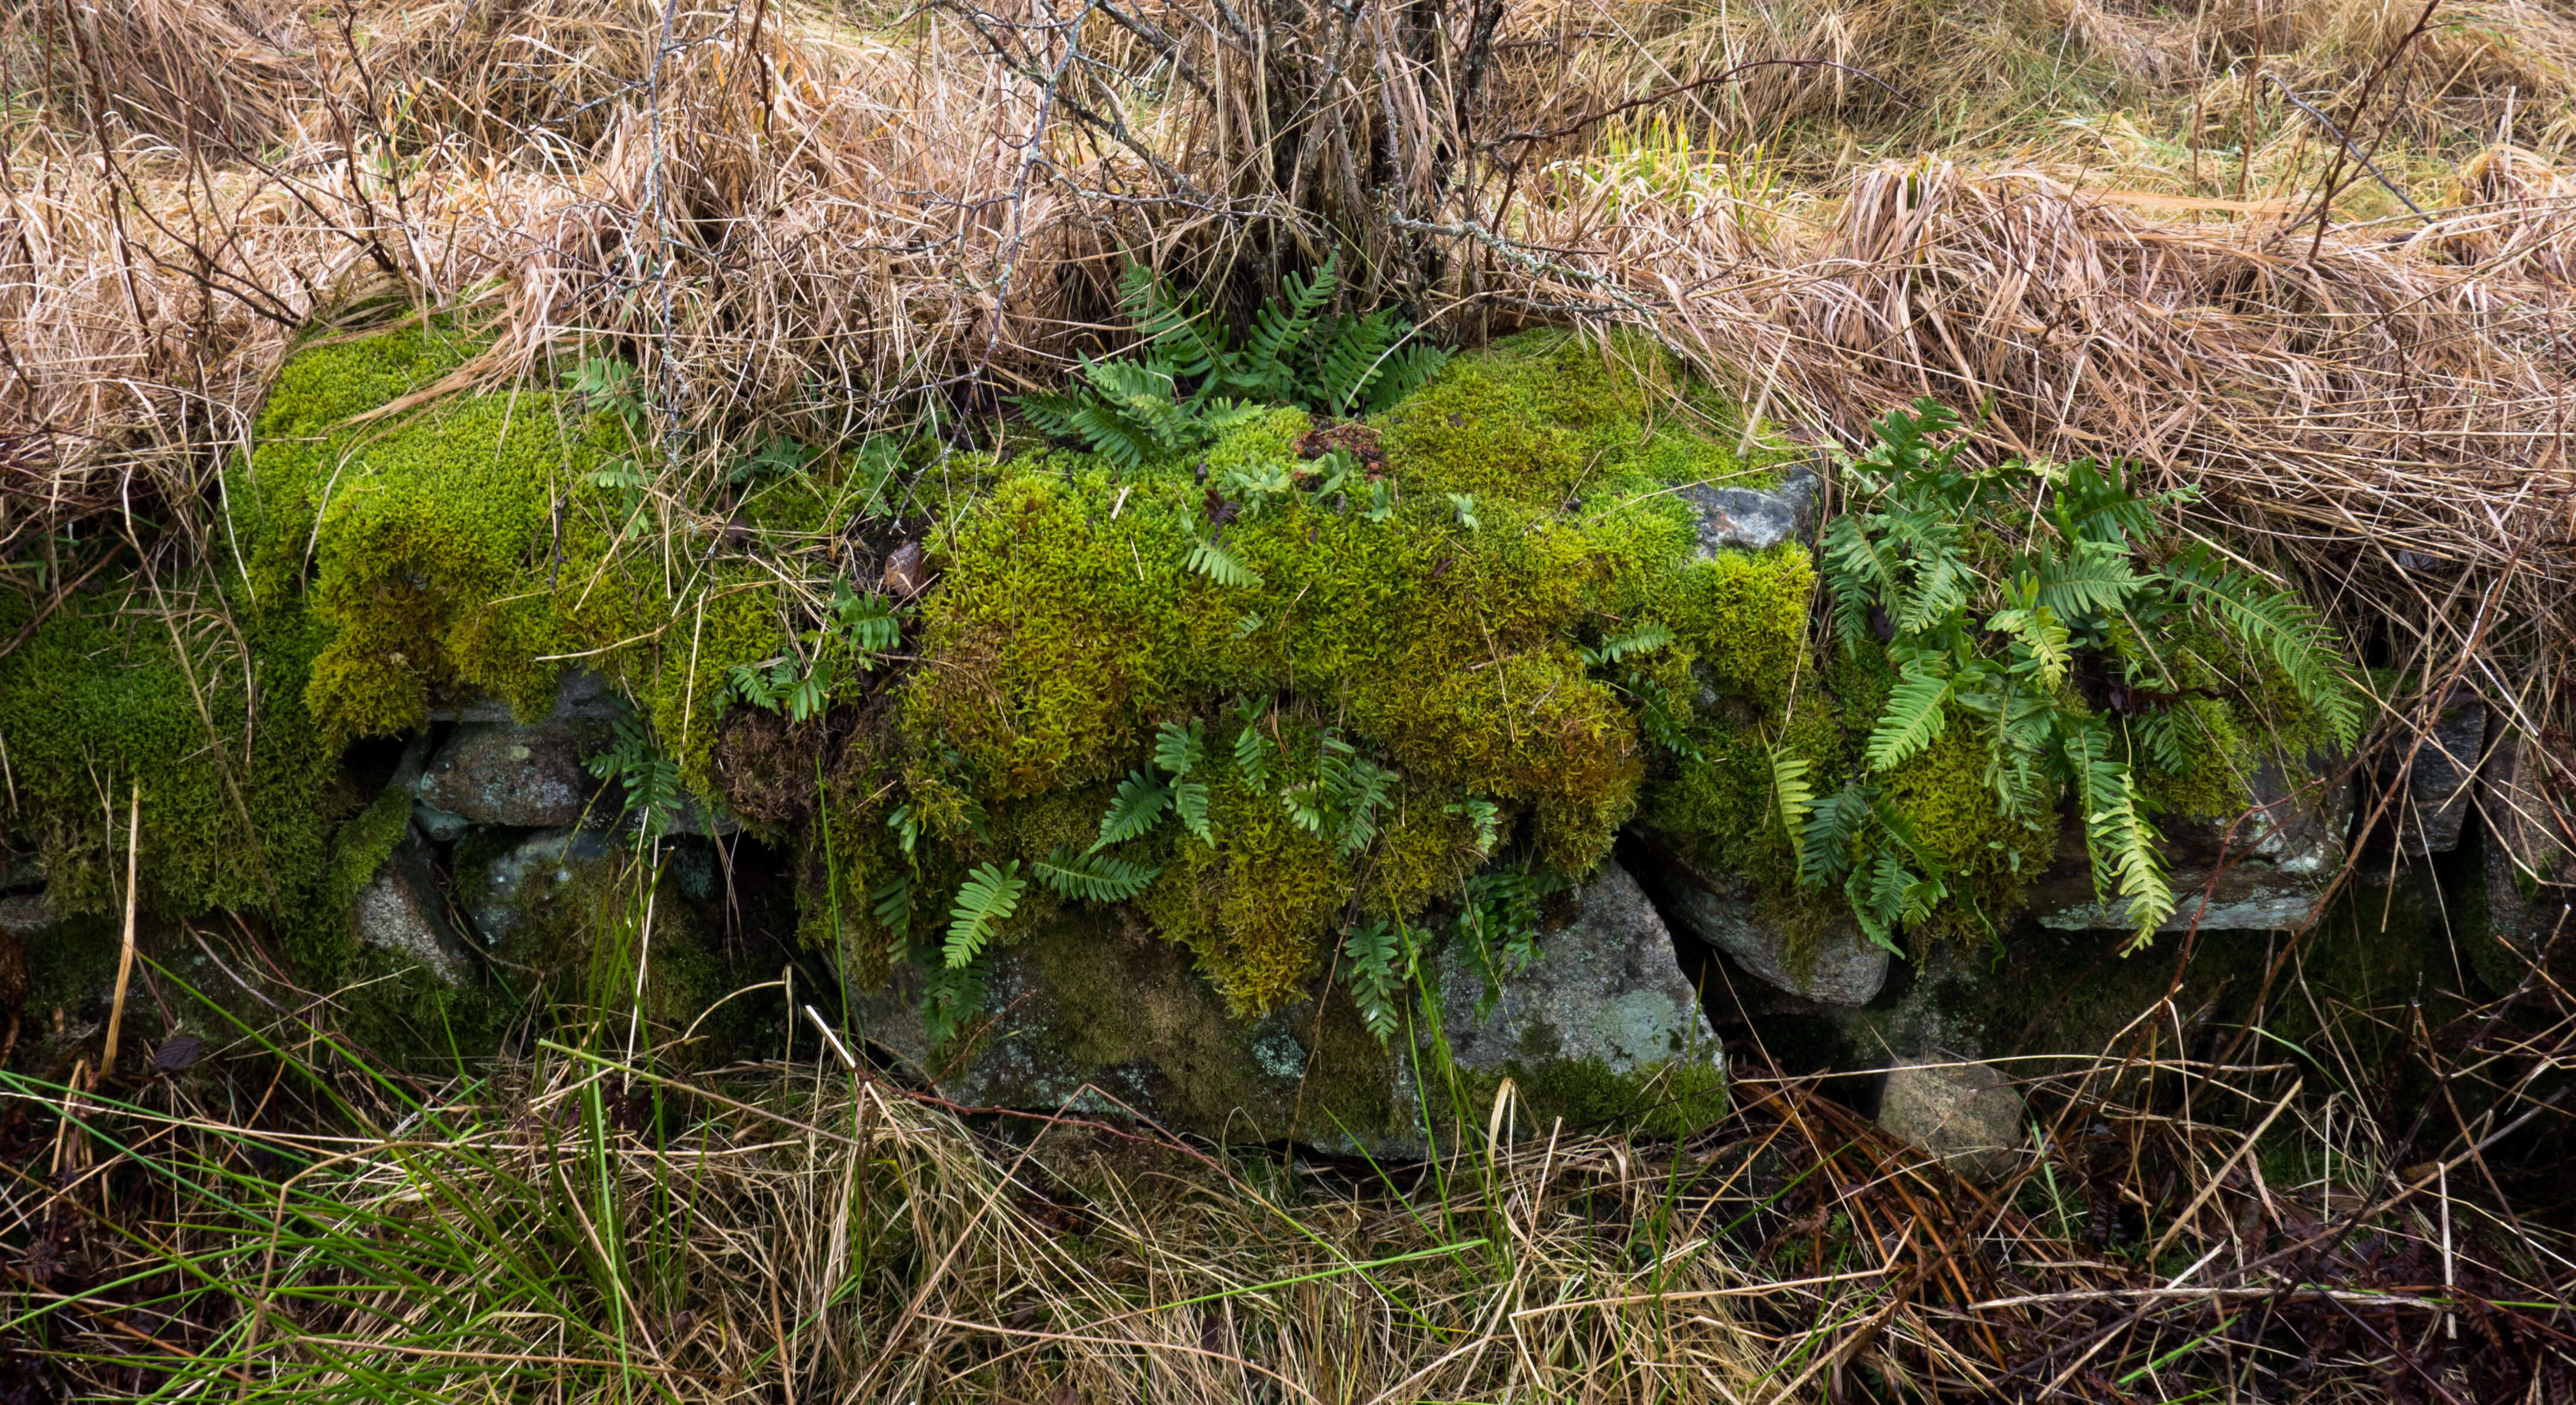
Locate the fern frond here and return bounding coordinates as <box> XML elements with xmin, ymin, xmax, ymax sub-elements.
<box><xmin>1033</xmin><ymin>846</ymin><xmax>1160</xmax><ymax>903</ymax></box>
<box><xmin>1364</xmin><ymin>341</ymin><xmax>1449</xmax><ymax>414</ymax></box>
<box><xmin>1978</xmin><ymin>678</ymin><xmax>2059</xmax><ymax>822</ymax></box>
<box><xmin>870</xmin><ymin>871</ymin><xmax>916</xmax><ymax>938</ymax></box>
<box><xmin>1154</xmin><ymin>720</ymin><xmax>1206</xmax><ymax>777</ymax></box>
<box><xmin>1875</xmin><ymin>508</ymin><xmax>1968</xmax><ymax>633</ymax></box>
<box><xmin>2055</xmin><ymin>713</ymin><xmax>2171</xmax><ymax>944</ymax></box>
<box><xmin>2105</xmin><ymin>771</ymin><xmax>2175</xmax><ymax>952</ymax></box>
<box><xmin>2130</xmin><ymin>708</ymin><xmax>2188</xmax><ymax>774</ymax></box>
<box><xmin>1231</xmin><ymin>253</ymin><xmax>1336</xmax><ymax>401</ymax></box>
<box><xmin>1014</xmin><ymin>391</ymin><xmax>1089</xmax><ymax>443</ymax></box>
<box><xmin>2161</xmin><ymin>547</ymin><xmax>2360</xmax><ymax>746</ymax></box>
<box><xmin>1987</xmin><ymin>605</ymin><xmax>2071</xmax><ymax>688</ymax></box>
<box><xmin>943</xmin><ymin>861</ymin><xmax>1026</xmax><ymax>969</ymax></box>
<box><xmin>1058</xmin><ymin>399</ymin><xmax>1160</xmax><ymax>468</ymax></box>
<box><xmin>1232</xmin><ymin>699</ymin><xmax>1274</xmax><ymax>793</ymax></box>
<box><xmin>1092</xmin><ymin>769</ymin><xmax>1171</xmax><ymax>851</ymax></box>
<box><xmin>1445</xmin><ymin>797</ymin><xmax>1503</xmax><ymax>854</ymax></box>
<box><xmin>2035</xmin><ymin>537</ymin><xmax>2143</xmax><ymax>623</ymax></box>
<box><xmin>1585</xmin><ymin>621</ymin><xmax>1675</xmax><ymax>666</ymax></box>
<box><xmin>1866</xmin><ymin>666</ymin><xmax>1954</xmax><ymax>772</ymax></box>
<box><xmin>1172</xmin><ymin>777</ymin><xmax>1212</xmax><ymax>842</ymax></box>
<box><xmin>2050</xmin><ymin>456</ymin><xmax>2158</xmax><ymax>549</ymax></box>
<box><xmin>1187</xmin><ymin>537</ymin><xmax>1265</xmax><ymax>588</ymax></box>
<box><xmin>1342</xmin><ymin>920</ymin><xmax>1409</xmax><ymax>1044</ymax></box>
<box><xmin>920</xmin><ymin>959</ymin><xmax>986</xmax><ymax>1046</ymax></box>
<box><xmin>1819</xmin><ymin>515</ymin><xmax>1893</xmax><ymax>651</ymax></box>
<box><xmin>1118</xmin><ymin>263</ymin><xmax>1222</xmax><ymax>381</ymax></box>
<box><xmin>1304</xmin><ymin>310</ymin><xmax>1389</xmax><ymax>416</ymax></box>
<box><xmin>1800</xmin><ymin>779</ymin><xmax>1873</xmax><ymax>886</ymax></box>
<box><xmin>1770</xmin><ymin>746</ymin><xmax>1815</xmax><ymax>871</ymax></box>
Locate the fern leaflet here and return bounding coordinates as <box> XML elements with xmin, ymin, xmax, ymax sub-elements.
<box><xmin>944</xmin><ymin>862</ymin><xmax>1026</xmax><ymax>969</ymax></box>
<box><xmin>1033</xmin><ymin>846</ymin><xmax>1160</xmax><ymax>902</ymax></box>
<box><xmin>1187</xmin><ymin>537</ymin><xmax>1264</xmax><ymax>588</ymax></box>
<box><xmin>1866</xmin><ymin>666</ymin><xmax>1954</xmax><ymax>772</ymax></box>
<box><xmin>1343</xmin><ymin>920</ymin><xmax>1411</xmax><ymax>1044</ymax></box>
<box><xmin>1770</xmin><ymin>747</ymin><xmax>1815</xmax><ymax>871</ymax></box>
<box><xmin>1092</xmin><ymin>769</ymin><xmax>1172</xmax><ymax>851</ymax></box>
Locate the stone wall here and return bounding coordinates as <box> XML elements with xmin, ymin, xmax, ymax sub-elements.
<box><xmin>1</xmin><ymin>326</ymin><xmax>2566</xmax><ymax>1163</ymax></box>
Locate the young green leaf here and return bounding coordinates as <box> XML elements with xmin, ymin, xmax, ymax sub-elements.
<box><xmin>944</xmin><ymin>862</ymin><xmax>1026</xmax><ymax>969</ymax></box>
<box><xmin>1032</xmin><ymin>846</ymin><xmax>1161</xmax><ymax>902</ymax></box>
<box><xmin>1092</xmin><ymin>769</ymin><xmax>1172</xmax><ymax>851</ymax></box>
<box><xmin>1187</xmin><ymin>537</ymin><xmax>1264</xmax><ymax>588</ymax></box>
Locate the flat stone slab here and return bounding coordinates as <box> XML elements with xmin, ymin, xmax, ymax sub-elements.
<box><xmin>1640</xmin><ymin>849</ymin><xmax>1887</xmax><ymax>1006</ymax></box>
<box><xmin>1436</xmin><ymin>862</ymin><xmax>1720</xmax><ymax>1075</ymax></box>
<box><xmin>462</xmin><ymin>827</ymin><xmax>618</xmax><ymax>946</ymax></box>
<box><xmin>2390</xmin><ymin>685</ymin><xmax>2485</xmax><ymax>856</ymax></box>
<box><xmin>351</xmin><ymin>830</ymin><xmax>474</xmax><ymax>986</ymax></box>
<box><xmin>2029</xmin><ymin>753</ymin><xmax>2350</xmax><ymax>934</ymax></box>
<box><xmin>417</xmin><ymin>722</ymin><xmax>615</xmax><ymax>829</ymax></box>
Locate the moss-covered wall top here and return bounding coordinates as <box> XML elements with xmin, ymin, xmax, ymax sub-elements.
<box><xmin>0</xmin><ymin>313</ymin><xmax>2345</xmax><ymax>1056</ymax></box>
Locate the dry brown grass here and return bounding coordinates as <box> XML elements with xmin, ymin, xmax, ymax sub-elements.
<box><xmin>5</xmin><ymin>915</ymin><xmax>2569</xmax><ymax>1400</ymax></box>
<box><xmin>0</xmin><ymin>0</ymin><xmax>2570</xmax><ymax>563</ymax></box>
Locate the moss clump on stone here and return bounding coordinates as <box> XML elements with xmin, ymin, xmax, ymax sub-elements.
<box><xmin>235</xmin><ymin>319</ymin><xmax>859</xmax><ymax>801</ymax></box>
<box><xmin>0</xmin><ymin>586</ymin><xmax>339</xmax><ymax>925</ymax></box>
<box><xmin>882</xmin><ymin>333</ymin><xmax>1809</xmax><ymax>1009</ymax></box>
<box><xmin>6</xmin><ymin>320</ymin><xmax>1814</xmax><ymax>1073</ymax></box>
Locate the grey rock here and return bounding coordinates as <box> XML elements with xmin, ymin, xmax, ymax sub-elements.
<box><xmin>412</xmin><ymin>801</ymin><xmax>473</xmax><ymax>844</ymax></box>
<box><xmin>0</xmin><ymin>848</ymin><xmax>43</xmax><ymax>893</ymax></box>
<box><xmin>382</xmin><ymin>733</ymin><xmax>474</xmax><ymax>842</ymax></box>
<box><xmin>1679</xmin><ymin>462</ymin><xmax>1820</xmax><ymax>554</ymax></box>
<box><xmin>2029</xmin><ymin>751</ymin><xmax>2352</xmax><ymax>933</ymax></box>
<box><xmin>1648</xmin><ymin>861</ymin><xmax>1886</xmax><ymax>1007</ymax></box>
<box><xmin>462</xmin><ymin>827</ymin><xmax>618</xmax><ymax>946</ymax></box>
<box><xmin>848</xmin><ymin>861</ymin><xmax>1722</xmax><ymax>1158</ymax></box>
<box><xmin>426</xmin><ymin>668</ymin><xmax>626</xmax><ymax>724</ymax></box>
<box><xmin>1436</xmin><ymin>861</ymin><xmax>1721</xmax><ymax>1076</ymax></box>
<box><xmin>2478</xmin><ymin>723</ymin><xmax>2576</xmax><ymax>956</ymax></box>
<box><xmin>2390</xmin><ymin>686</ymin><xmax>2485</xmax><ymax>856</ymax></box>
<box><xmin>1877</xmin><ymin>1059</ymin><xmax>2026</xmax><ymax>1181</ymax></box>
<box><xmin>416</xmin><ymin>720</ymin><xmax>614</xmax><ymax>828</ymax></box>
<box><xmin>351</xmin><ymin>828</ymin><xmax>474</xmax><ymax>986</ymax></box>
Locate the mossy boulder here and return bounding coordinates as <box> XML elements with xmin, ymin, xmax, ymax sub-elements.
<box><xmin>848</xmin><ymin>861</ymin><xmax>1721</xmax><ymax>1156</ymax></box>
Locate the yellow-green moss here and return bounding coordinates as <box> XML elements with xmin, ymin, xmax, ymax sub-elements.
<box><xmin>1879</xmin><ymin>724</ymin><xmax>2056</xmax><ymax>941</ymax></box>
<box><xmin>0</xmin><ymin>587</ymin><xmax>338</xmax><ymax>922</ymax></box>
<box><xmin>94</xmin><ymin>321</ymin><xmax>1840</xmax><ymax>1027</ymax></box>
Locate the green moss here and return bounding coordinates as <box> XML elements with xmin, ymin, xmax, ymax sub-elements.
<box><xmin>1880</xmin><ymin>724</ymin><xmax>2056</xmax><ymax>942</ymax></box>
<box><xmin>1639</xmin><ymin>684</ymin><xmax>1841</xmax><ymax>896</ymax></box>
<box><xmin>0</xmin><ymin>586</ymin><xmax>339</xmax><ymax>925</ymax></box>
<box><xmin>1431</xmin><ymin>1054</ymin><xmax>1728</xmax><ymax>1140</ymax></box>
<box><xmin>1030</xmin><ymin>916</ymin><xmax>1285</xmax><ymax>1130</ymax></box>
<box><xmin>327</xmin><ymin>779</ymin><xmax>415</xmax><ymax>912</ymax></box>
<box><xmin>902</xmin><ymin>468</ymin><xmax>1192</xmax><ymax>798</ymax></box>
<box><xmin>8</xmin><ymin>322</ymin><xmax>1843</xmax><ymax>1049</ymax></box>
<box><xmin>1376</xmin><ymin>330</ymin><xmax>1663</xmax><ymax>507</ymax></box>
<box><xmin>1658</xmin><ymin>545</ymin><xmax>1815</xmax><ymax>712</ymax></box>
